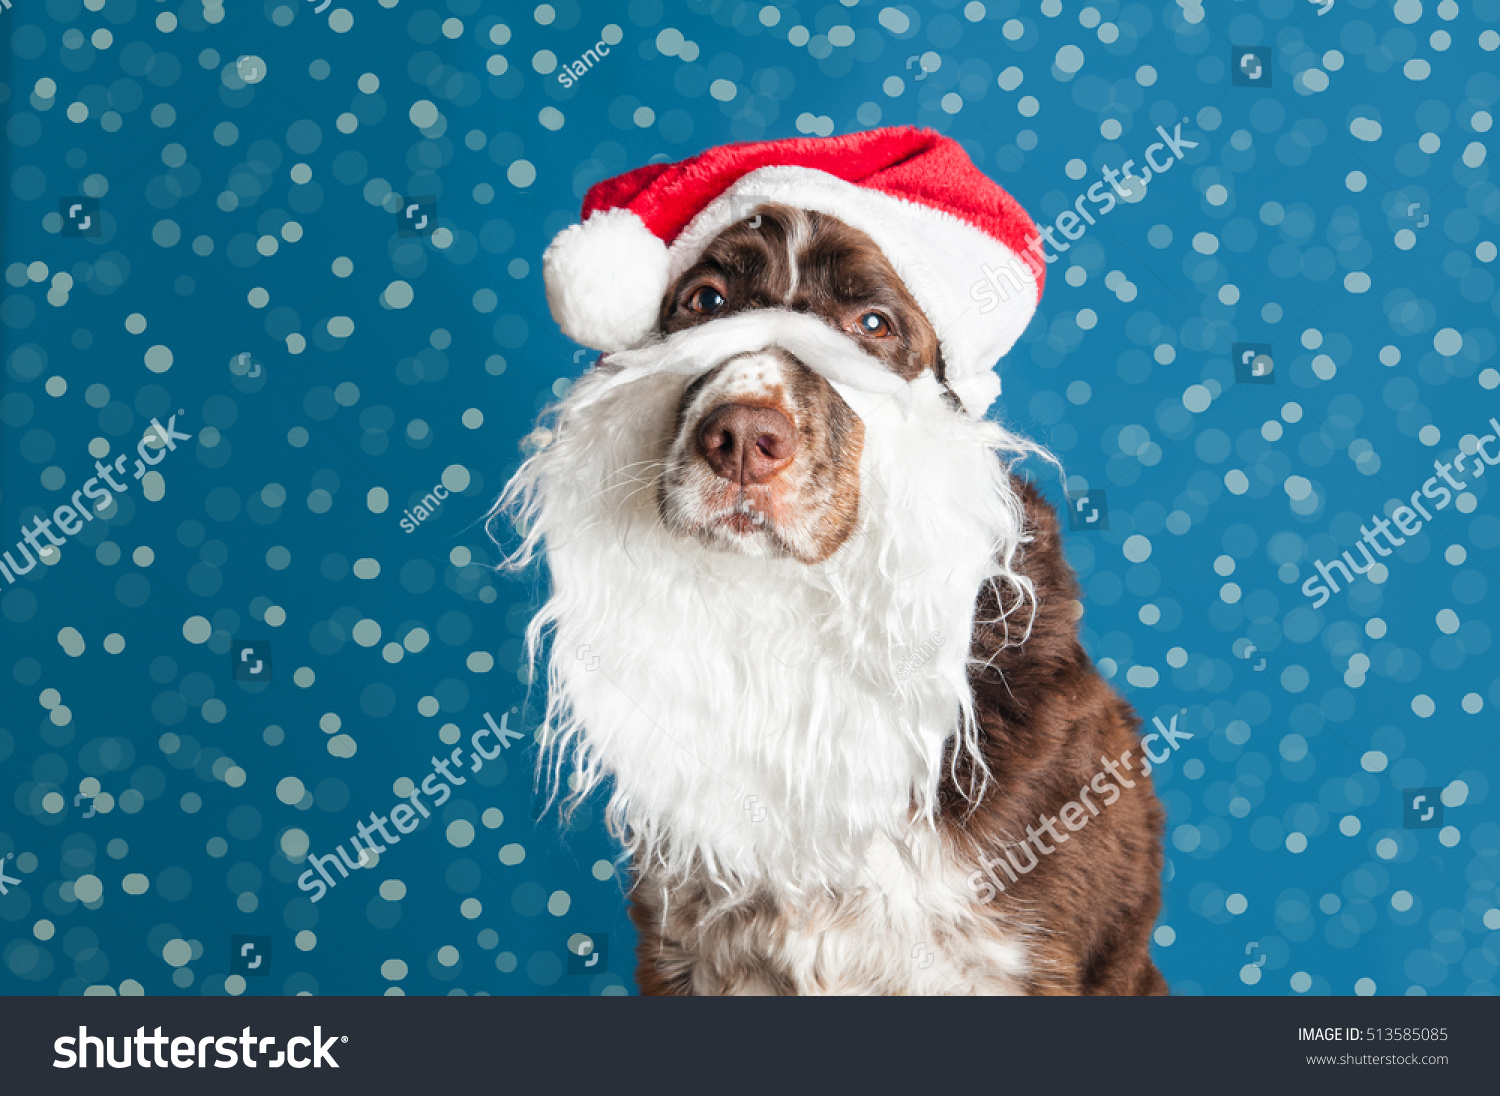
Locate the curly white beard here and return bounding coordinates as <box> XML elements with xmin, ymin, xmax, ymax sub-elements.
<box><xmin>494</xmin><ymin>311</ymin><xmax>1048</xmax><ymax>908</ymax></box>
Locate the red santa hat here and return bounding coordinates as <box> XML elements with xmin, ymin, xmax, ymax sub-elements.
<box><xmin>542</xmin><ymin>127</ymin><xmax>1044</xmax><ymax>416</ymax></box>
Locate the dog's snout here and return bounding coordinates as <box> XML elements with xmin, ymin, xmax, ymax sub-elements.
<box><xmin>697</xmin><ymin>403</ymin><xmax>797</xmax><ymax>485</ymax></box>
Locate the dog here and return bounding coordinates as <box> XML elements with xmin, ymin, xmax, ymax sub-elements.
<box><xmin>501</xmin><ymin>135</ymin><xmax>1167</xmax><ymax>996</ymax></box>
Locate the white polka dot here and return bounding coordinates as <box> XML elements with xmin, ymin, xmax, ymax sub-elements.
<box><xmin>446</xmin><ymin>820</ymin><xmax>475</xmax><ymax>847</ymax></box>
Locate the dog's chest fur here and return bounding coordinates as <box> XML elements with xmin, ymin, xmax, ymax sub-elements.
<box><xmin>633</xmin><ymin>831</ymin><xmax>1029</xmax><ymax>996</ymax></box>
<box><xmin>606</xmin><ymin>476</ymin><xmax>1167</xmax><ymax>996</ymax></box>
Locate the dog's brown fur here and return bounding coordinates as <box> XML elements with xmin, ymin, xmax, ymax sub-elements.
<box><xmin>627</xmin><ymin>202</ymin><xmax>1166</xmax><ymax>995</ymax></box>
<box><xmin>950</xmin><ymin>478</ymin><xmax>1167</xmax><ymax>995</ymax></box>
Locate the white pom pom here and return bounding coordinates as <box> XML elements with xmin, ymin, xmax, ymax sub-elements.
<box><xmin>543</xmin><ymin>208</ymin><xmax>670</xmax><ymax>352</ymax></box>
<box><xmin>948</xmin><ymin>369</ymin><xmax>1001</xmax><ymax>418</ymax></box>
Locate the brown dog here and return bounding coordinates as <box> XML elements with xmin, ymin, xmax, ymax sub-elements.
<box><xmin>506</xmin><ymin>139</ymin><xmax>1166</xmax><ymax>995</ymax></box>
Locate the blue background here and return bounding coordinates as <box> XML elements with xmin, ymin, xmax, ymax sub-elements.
<box><xmin>2</xmin><ymin>0</ymin><xmax>1498</xmax><ymax>996</ymax></box>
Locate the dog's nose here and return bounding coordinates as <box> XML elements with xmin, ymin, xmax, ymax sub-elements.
<box><xmin>697</xmin><ymin>403</ymin><xmax>797</xmax><ymax>485</ymax></box>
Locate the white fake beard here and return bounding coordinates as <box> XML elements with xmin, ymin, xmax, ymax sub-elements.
<box><xmin>496</xmin><ymin>311</ymin><xmax>1047</xmax><ymax>905</ymax></box>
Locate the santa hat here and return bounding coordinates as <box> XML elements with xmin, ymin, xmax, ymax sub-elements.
<box><xmin>542</xmin><ymin>127</ymin><xmax>1044</xmax><ymax>416</ymax></box>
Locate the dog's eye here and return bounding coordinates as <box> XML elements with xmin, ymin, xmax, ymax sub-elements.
<box><xmin>686</xmin><ymin>286</ymin><xmax>726</xmax><ymax>315</ymax></box>
<box><xmin>854</xmin><ymin>311</ymin><xmax>893</xmax><ymax>338</ymax></box>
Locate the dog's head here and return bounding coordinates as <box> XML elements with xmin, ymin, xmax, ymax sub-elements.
<box><xmin>651</xmin><ymin>202</ymin><xmax>956</xmax><ymax>564</ymax></box>
<box><xmin>502</xmin><ymin>151</ymin><xmax>1049</xmax><ymax>891</ymax></box>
